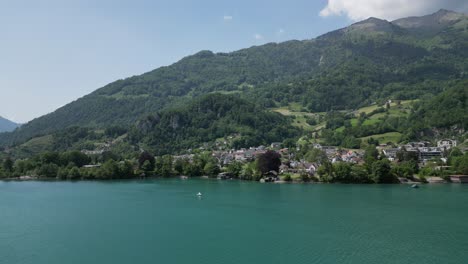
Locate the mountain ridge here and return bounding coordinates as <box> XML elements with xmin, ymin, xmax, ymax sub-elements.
<box><xmin>0</xmin><ymin>116</ymin><xmax>19</xmax><ymax>133</ymax></box>
<box><xmin>1</xmin><ymin>9</ymin><xmax>467</xmax><ymax>151</ymax></box>
<box><xmin>393</xmin><ymin>9</ymin><xmax>466</xmax><ymax>32</ymax></box>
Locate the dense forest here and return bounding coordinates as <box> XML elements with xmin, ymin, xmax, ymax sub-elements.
<box><xmin>128</xmin><ymin>94</ymin><xmax>300</xmax><ymax>155</ymax></box>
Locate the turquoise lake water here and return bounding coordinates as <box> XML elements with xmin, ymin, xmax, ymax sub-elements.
<box><xmin>1</xmin><ymin>180</ymin><xmax>468</xmax><ymax>264</ymax></box>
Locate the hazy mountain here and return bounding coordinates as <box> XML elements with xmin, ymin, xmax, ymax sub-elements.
<box><xmin>0</xmin><ymin>116</ymin><xmax>19</xmax><ymax>133</ymax></box>
<box><xmin>393</xmin><ymin>9</ymin><xmax>467</xmax><ymax>34</ymax></box>
<box><xmin>1</xmin><ymin>9</ymin><xmax>467</xmax><ymax>148</ymax></box>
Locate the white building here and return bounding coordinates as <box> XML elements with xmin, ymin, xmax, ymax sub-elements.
<box><xmin>437</xmin><ymin>139</ymin><xmax>457</xmax><ymax>150</ymax></box>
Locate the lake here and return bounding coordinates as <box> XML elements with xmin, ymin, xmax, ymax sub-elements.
<box><xmin>1</xmin><ymin>180</ymin><xmax>467</xmax><ymax>264</ymax></box>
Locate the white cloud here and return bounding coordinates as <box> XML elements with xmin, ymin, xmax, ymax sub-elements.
<box><xmin>278</xmin><ymin>28</ymin><xmax>285</xmax><ymax>34</ymax></box>
<box><xmin>223</xmin><ymin>15</ymin><xmax>233</xmax><ymax>21</ymax></box>
<box><xmin>320</xmin><ymin>0</ymin><xmax>467</xmax><ymax>21</ymax></box>
<box><xmin>254</xmin><ymin>33</ymin><xmax>264</xmax><ymax>40</ymax></box>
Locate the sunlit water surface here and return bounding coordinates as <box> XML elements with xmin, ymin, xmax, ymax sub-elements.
<box><xmin>1</xmin><ymin>180</ymin><xmax>467</xmax><ymax>264</ymax></box>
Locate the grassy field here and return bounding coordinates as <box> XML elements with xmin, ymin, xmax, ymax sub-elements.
<box><xmin>357</xmin><ymin>100</ymin><xmax>415</xmax><ymax>115</ymax></box>
<box><xmin>11</xmin><ymin>135</ymin><xmax>54</xmax><ymax>158</ymax></box>
<box><xmin>271</xmin><ymin>105</ymin><xmax>322</xmax><ymax>131</ymax></box>
<box><xmin>360</xmin><ymin>132</ymin><xmax>403</xmax><ymax>144</ymax></box>
<box><xmin>273</xmin><ymin>101</ymin><xmax>414</xmax><ymax>145</ymax></box>
<box><xmin>362</xmin><ymin>118</ymin><xmax>382</xmax><ymax>126</ymax></box>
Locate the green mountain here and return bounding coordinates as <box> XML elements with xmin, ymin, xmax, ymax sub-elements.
<box><xmin>0</xmin><ymin>117</ymin><xmax>19</xmax><ymax>133</ymax></box>
<box><xmin>1</xmin><ymin>9</ymin><xmax>467</xmax><ymax>150</ymax></box>
<box><xmin>128</xmin><ymin>93</ymin><xmax>299</xmax><ymax>155</ymax></box>
<box><xmin>408</xmin><ymin>81</ymin><xmax>468</xmax><ymax>136</ymax></box>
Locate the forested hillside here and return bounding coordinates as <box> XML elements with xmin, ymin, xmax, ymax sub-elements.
<box><xmin>128</xmin><ymin>94</ymin><xmax>300</xmax><ymax>155</ymax></box>
<box><xmin>0</xmin><ymin>9</ymin><xmax>467</xmax><ymax>152</ymax></box>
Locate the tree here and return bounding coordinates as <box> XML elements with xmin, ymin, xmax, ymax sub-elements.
<box><xmin>67</xmin><ymin>167</ymin><xmax>81</xmax><ymax>180</ymax></box>
<box><xmin>174</xmin><ymin>158</ymin><xmax>188</xmax><ymax>175</ymax></box>
<box><xmin>183</xmin><ymin>162</ymin><xmax>202</xmax><ymax>177</ymax></box>
<box><xmin>241</xmin><ymin>161</ymin><xmax>260</xmax><ymax>180</ymax></box>
<box><xmin>37</xmin><ymin>163</ymin><xmax>59</xmax><ymax>178</ymax></box>
<box><xmin>156</xmin><ymin>155</ymin><xmax>173</xmax><ymax>177</ymax></box>
<box><xmin>41</xmin><ymin>152</ymin><xmax>61</xmax><ymax>165</ymax></box>
<box><xmin>364</xmin><ymin>145</ymin><xmax>379</xmax><ymax>171</ymax></box>
<box><xmin>60</xmin><ymin>151</ymin><xmax>91</xmax><ymax>167</ymax></box>
<box><xmin>391</xmin><ymin>161</ymin><xmax>418</xmax><ymax>179</ymax></box>
<box><xmin>203</xmin><ymin>161</ymin><xmax>220</xmax><ymax>177</ymax></box>
<box><xmin>119</xmin><ymin>161</ymin><xmax>135</xmax><ymax>178</ymax></box>
<box><xmin>448</xmin><ymin>147</ymin><xmax>463</xmax><ymax>165</ymax></box>
<box><xmin>138</xmin><ymin>151</ymin><xmax>155</xmax><ymax>171</ymax></box>
<box><xmin>452</xmin><ymin>154</ymin><xmax>468</xmax><ymax>175</ymax></box>
<box><xmin>282</xmin><ymin>138</ymin><xmax>297</xmax><ymax>149</ymax></box>
<box><xmin>256</xmin><ymin>150</ymin><xmax>281</xmax><ymax>175</ymax></box>
<box><xmin>304</xmin><ymin>148</ymin><xmax>328</xmax><ymax>164</ymax></box>
<box><xmin>99</xmin><ymin>160</ymin><xmax>119</xmax><ymax>179</ymax></box>
<box><xmin>372</xmin><ymin>159</ymin><xmax>395</xmax><ymax>183</ymax></box>
<box><xmin>351</xmin><ymin>165</ymin><xmax>372</xmax><ymax>183</ymax></box>
<box><xmin>226</xmin><ymin>161</ymin><xmax>243</xmax><ymax>178</ymax></box>
<box><xmin>141</xmin><ymin>160</ymin><xmax>154</xmax><ymax>173</ymax></box>
<box><xmin>333</xmin><ymin>162</ymin><xmax>352</xmax><ymax>183</ymax></box>
<box><xmin>3</xmin><ymin>157</ymin><xmax>13</xmax><ymax>173</ymax></box>
<box><xmin>317</xmin><ymin>161</ymin><xmax>334</xmax><ymax>182</ymax></box>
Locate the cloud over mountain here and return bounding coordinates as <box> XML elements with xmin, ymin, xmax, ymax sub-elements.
<box><xmin>320</xmin><ymin>0</ymin><xmax>468</xmax><ymax>21</ymax></box>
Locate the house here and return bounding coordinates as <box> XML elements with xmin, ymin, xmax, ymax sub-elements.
<box><xmin>312</xmin><ymin>143</ymin><xmax>322</xmax><ymax>149</ymax></box>
<box><xmin>81</xmin><ymin>149</ymin><xmax>105</xmax><ymax>155</ymax></box>
<box><xmin>426</xmin><ymin>177</ymin><xmax>446</xmax><ymax>183</ymax></box>
<box><xmin>341</xmin><ymin>150</ymin><xmax>361</xmax><ymax>163</ymax></box>
<box><xmin>271</xmin><ymin>142</ymin><xmax>282</xmax><ymax>149</ymax></box>
<box><xmin>404</xmin><ymin>141</ymin><xmax>430</xmax><ymax>151</ymax></box>
<box><xmin>303</xmin><ymin>163</ymin><xmax>318</xmax><ymax>175</ymax></box>
<box><xmin>321</xmin><ymin>146</ymin><xmax>337</xmax><ymax>158</ymax></box>
<box><xmin>83</xmin><ymin>164</ymin><xmax>101</xmax><ymax>168</ymax></box>
<box><xmin>418</xmin><ymin>147</ymin><xmax>442</xmax><ymax>162</ymax></box>
<box><xmin>437</xmin><ymin>139</ymin><xmax>457</xmax><ymax>150</ymax></box>
<box><xmin>450</xmin><ymin>175</ymin><xmax>468</xmax><ymax>183</ymax></box>
<box><xmin>382</xmin><ymin>148</ymin><xmax>400</xmax><ymax>161</ymax></box>
<box><xmin>331</xmin><ymin>155</ymin><xmax>342</xmax><ymax>163</ymax></box>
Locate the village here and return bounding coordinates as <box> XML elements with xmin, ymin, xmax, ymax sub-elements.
<box><xmin>169</xmin><ymin>138</ymin><xmax>467</xmax><ymax>184</ymax></box>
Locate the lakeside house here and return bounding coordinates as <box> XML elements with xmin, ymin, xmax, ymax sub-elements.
<box><xmin>426</xmin><ymin>177</ymin><xmax>446</xmax><ymax>183</ymax></box>
<box><xmin>382</xmin><ymin>141</ymin><xmax>446</xmax><ymax>163</ymax></box>
<box><xmin>175</xmin><ymin>138</ymin><xmax>460</xmax><ymax>181</ymax></box>
<box><xmin>450</xmin><ymin>175</ymin><xmax>468</xmax><ymax>183</ymax></box>
<box><xmin>417</xmin><ymin>147</ymin><xmax>443</xmax><ymax>162</ymax></box>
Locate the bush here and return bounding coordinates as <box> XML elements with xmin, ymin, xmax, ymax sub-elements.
<box><xmin>282</xmin><ymin>174</ymin><xmax>292</xmax><ymax>182</ymax></box>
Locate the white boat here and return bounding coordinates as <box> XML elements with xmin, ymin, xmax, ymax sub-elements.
<box><xmin>197</xmin><ymin>192</ymin><xmax>202</xmax><ymax>196</ymax></box>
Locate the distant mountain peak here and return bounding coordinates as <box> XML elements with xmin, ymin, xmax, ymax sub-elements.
<box><xmin>360</xmin><ymin>17</ymin><xmax>388</xmax><ymax>23</ymax></box>
<box><xmin>434</xmin><ymin>9</ymin><xmax>458</xmax><ymax>16</ymax></box>
<box><xmin>352</xmin><ymin>16</ymin><xmax>390</xmax><ymax>26</ymax></box>
<box><xmin>393</xmin><ymin>9</ymin><xmax>466</xmax><ymax>32</ymax></box>
<box><xmin>342</xmin><ymin>16</ymin><xmax>398</xmax><ymax>35</ymax></box>
<box><xmin>0</xmin><ymin>116</ymin><xmax>19</xmax><ymax>133</ymax></box>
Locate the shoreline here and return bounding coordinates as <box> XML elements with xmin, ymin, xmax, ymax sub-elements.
<box><xmin>0</xmin><ymin>176</ymin><xmax>457</xmax><ymax>185</ymax></box>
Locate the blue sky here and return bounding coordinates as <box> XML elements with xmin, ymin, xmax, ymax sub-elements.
<box><xmin>0</xmin><ymin>0</ymin><xmax>466</xmax><ymax>122</ymax></box>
